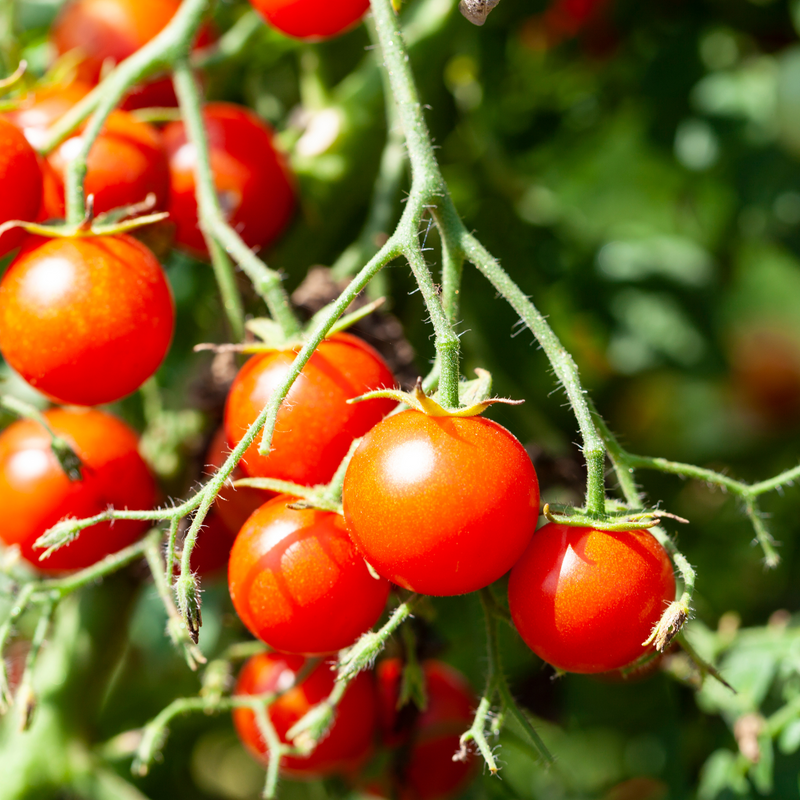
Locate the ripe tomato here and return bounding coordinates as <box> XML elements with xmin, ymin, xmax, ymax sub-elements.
<box><xmin>161</xmin><ymin>103</ymin><xmax>295</xmax><ymax>257</ymax></box>
<box><xmin>507</xmin><ymin>523</ymin><xmax>676</xmax><ymax>674</ymax></box>
<box><xmin>0</xmin><ymin>408</ymin><xmax>156</xmax><ymax>572</ymax></box>
<box><xmin>228</xmin><ymin>495</ymin><xmax>390</xmax><ymax>655</ymax></box>
<box><xmin>233</xmin><ymin>652</ymin><xmax>377</xmax><ymax>778</ymax></box>
<box><xmin>224</xmin><ymin>332</ymin><xmax>396</xmax><ymax>486</ymax></box>
<box><xmin>3</xmin><ymin>85</ymin><xmax>169</xmax><ymax>220</ymax></box>
<box><xmin>376</xmin><ymin>658</ymin><xmax>476</xmax><ymax>800</ymax></box>
<box><xmin>0</xmin><ymin>234</ymin><xmax>174</xmax><ymax>406</ymax></box>
<box><xmin>342</xmin><ymin>410</ymin><xmax>540</xmax><ymax>596</ymax></box>
<box><xmin>249</xmin><ymin>0</ymin><xmax>370</xmax><ymax>40</ymax></box>
<box><xmin>50</xmin><ymin>0</ymin><xmax>214</xmax><ymax>110</ymax></box>
<box><xmin>204</xmin><ymin>426</ymin><xmax>272</xmax><ymax>537</ymax></box>
<box><xmin>0</xmin><ymin>118</ymin><xmax>43</xmax><ymax>257</ymax></box>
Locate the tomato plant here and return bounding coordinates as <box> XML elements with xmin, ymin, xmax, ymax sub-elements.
<box><xmin>0</xmin><ymin>118</ymin><xmax>42</xmax><ymax>256</ymax></box>
<box><xmin>162</xmin><ymin>102</ymin><xmax>295</xmax><ymax>257</ymax></box>
<box><xmin>508</xmin><ymin>523</ymin><xmax>676</xmax><ymax>673</ymax></box>
<box><xmin>0</xmin><ymin>234</ymin><xmax>174</xmax><ymax>406</ymax></box>
<box><xmin>342</xmin><ymin>409</ymin><xmax>540</xmax><ymax>596</ymax></box>
<box><xmin>224</xmin><ymin>332</ymin><xmax>396</xmax><ymax>485</ymax></box>
<box><xmin>233</xmin><ymin>652</ymin><xmax>378</xmax><ymax>778</ymax></box>
<box><xmin>228</xmin><ymin>494</ymin><xmax>390</xmax><ymax>654</ymax></box>
<box><xmin>0</xmin><ymin>407</ymin><xmax>156</xmax><ymax>572</ymax></box>
<box><xmin>248</xmin><ymin>0</ymin><xmax>371</xmax><ymax>40</ymax></box>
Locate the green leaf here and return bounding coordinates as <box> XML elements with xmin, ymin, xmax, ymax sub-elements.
<box><xmin>698</xmin><ymin>749</ymin><xmax>749</xmax><ymax>800</ymax></box>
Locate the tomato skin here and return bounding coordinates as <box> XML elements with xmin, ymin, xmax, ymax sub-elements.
<box><xmin>224</xmin><ymin>333</ymin><xmax>396</xmax><ymax>486</ymax></box>
<box><xmin>249</xmin><ymin>0</ymin><xmax>370</xmax><ymax>40</ymax></box>
<box><xmin>0</xmin><ymin>408</ymin><xmax>156</xmax><ymax>572</ymax></box>
<box><xmin>342</xmin><ymin>410</ymin><xmax>540</xmax><ymax>596</ymax></box>
<box><xmin>161</xmin><ymin>103</ymin><xmax>295</xmax><ymax>257</ymax></box>
<box><xmin>376</xmin><ymin>659</ymin><xmax>476</xmax><ymax>800</ymax></box>
<box><xmin>508</xmin><ymin>523</ymin><xmax>676</xmax><ymax>674</ymax></box>
<box><xmin>0</xmin><ymin>119</ymin><xmax>43</xmax><ymax>257</ymax></box>
<box><xmin>233</xmin><ymin>652</ymin><xmax>377</xmax><ymax>778</ymax></box>
<box><xmin>0</xmin><ymin>235</ymin><xmax>175</xmax><ymax>406</ymax></box>
<box><xmin>228</xmin><ymin>495</ymin><xmax>390</xmax><ymax>655</ymax></box>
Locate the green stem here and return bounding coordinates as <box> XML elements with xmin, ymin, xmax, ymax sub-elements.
<box><xmin>207</xmin><ymin>237</ymin><xmax>246</xmax><ymax>342</ymax></box>
<box><xmin>192</xmin><ymin>9</ymin><xmax>263</xmax><ymax>69</ymax></box>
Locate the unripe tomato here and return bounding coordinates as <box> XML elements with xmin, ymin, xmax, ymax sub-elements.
<box><xmin>224</xmin><ymin>333</ymin><xmax>396</xmax><ymax>486</ymax></box>
<box><xmin>249</xmin><ymin>0</ymin><xmax>370</xmax><ymax>40</ymax></box>
<box><xmin>50</xmin><ymin>0</ymin><xmax>214</xmax><ymax>110</ymax></box>
<box><xmin>508</xmin><ymin>523</ymin><xmax>676</xmax><ymax>674</ymax></box>
<box><xmin>0</xmin><ymin>234</ymin><xmax>175</xmax><ymax>406</ymax></box>
<box><xmin>0</xmin><ymin>118</ymin><xmax>43</xmax><ymax>257</ymax></box>
<box><xmin>3</xmin><ymin>84</ymin><xmax>169</xmax><ymax>219</ymax></box>
<box><xmin>0</xmin><ymin>408</ymin><xmax>156</xmax><ymax>572</ymax></box>
<box><xmin>376</xmin><ymin>659</ymin><xmax>476</xmax><ymax>800</ymax></box>
<box><xmin>228</xmin><ymin>495</ymin><xmax>390</xmax><ymax>654</ymax></box>
<box><xmin>233</xmin><ymin>652</ymin><xmax>378</xmax><ymax>778</ymax></box>
<box><xmin>342</xmin><ymin>410</ymin><xmax>540</xmax><ymax>596</ymax></box>
<box><xmin>162</xmin><ymin>103</ymin><xmax>295</xmax><ymax>257</ymax></box>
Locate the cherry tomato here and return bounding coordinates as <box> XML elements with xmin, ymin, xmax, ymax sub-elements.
<box><xmin>0</xmin><ymin>234</ymin><xmax>175</xmax><ymax>406</ymax></box>
<box><xmin>376</xmin><ymin>658</ymin><xmax>476</xmax><ymax>800</ymax></box>
<box><xmin>0</xmin><ymin>408</ymin><xmax>156</xmax><ymax>572</ymax></box>
<box><xmin>249</xmin><ymin>0</ymin><xmax>370</xmax><ymax>40</ymax></box>
<box><xmin>50</xmin><ymin>0</ymin><xmax>214</xmax><ymax>110</ymax></box>
<box><xmin>507</xmin><ymin>523</ymin><xmax>676</xmax><ymax>674</ymax></box>
<box><xmin>161</xmin><ymin>103</ymin><xmax>295</xmax><ymax>257</ymax></box>
<box><xmin>228</xmin><ymin>495</ymin><xmax>390</xmax><ymax>654</ymax></box>
<box><xmin>224</xmin><ymin>332</ymin><xmax>396</xmax><ymax>486</ymax></box>
<box><xmin>3</xmin><ymin>84</ymin><xmax>169</xmax><ymax>220</ymax></box>
<box><xmin>342</xmin><ymin>410</ymin><xmax>540</xmax><ymax>596</ymax></box>
<box><xmin>0</xmin><ymin>118</ymin><xmax>43</xmax><ymax>257</ymax></box>
<box><xmin>233</xmin><ymin>652</ymin><xmax>377</xmax><ymax>778</ymax></box>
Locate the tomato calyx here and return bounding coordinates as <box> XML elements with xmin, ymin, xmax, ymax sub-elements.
<box><xmin>349</xmin><ymin>369</ymin><xmax>523</xmax><ymax>418</ymax></box>
<box><xmin>232</xmin><ymin>477</ymin><xmax>343</xmax><ymax>514</ymax></box>
<box><xmin>643</xmin><ymin>599</ymin><xmax>691</xmax><ymax>652</ymax></box>
<box><xmin>542</xmin><ymin>502</ymin><xmax>689</xmax><ymax>532</ymax></box>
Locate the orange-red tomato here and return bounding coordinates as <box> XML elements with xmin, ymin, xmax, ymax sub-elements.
<box><xmin>249</xmin><ymin>0</ymin><xmax>370</xmax><ymax>40</ymax></box>
<box><xmin>508</xmin><ymin>523</ymin><xmax>676</xmax><ymax>673</ymax></box>
<box><xmin>0</xmin><ymin>408</ymin><xmax>156</xmax><ymax>572</ymax></box>
<box><xmin>50</xmin><ymin>0</ymin><xmax>214</xmax><ymax>110</ymax></box>
<box><xmin>0</xmin><ymin>118</ymin><xmax>42</xmax><ymax>257</ymax></box>
<box><xmin>0</xmin><ymin>235</ymin><xmax>174</xmax><ymax>406</ymax></box>
<box><xmin>376</xmin><ymin>659</ymin><xmax>476</xmax><ymax>800</ymax></box>
<box><xmin>228</xmin><ymin>495</ymin><xmax>390</xmax><ymax>655</ymax></box>
<box><xmin>342</xmin><ymin>410</ymin><xmax>540</xmax><ymax>596</ymax></box>
<box><xmin>233</xmin><ymin>652</ymin><xmax>377</xmax><ymax>778</ymax></box>
<box><xmin>224</xmin><ymin>333</ymin><xmax>396</xmax><ymax>486</ymax></box>
<box><xmin>161</xmin><ymin>103</ymin><xmax>295</xmax><ymax>257</ymax></box>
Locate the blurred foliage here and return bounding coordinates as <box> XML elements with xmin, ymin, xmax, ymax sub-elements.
<box><xmin>3</xmin><ymin>0</ymin><xmax>800</xmax><ymax>798</ymax></box>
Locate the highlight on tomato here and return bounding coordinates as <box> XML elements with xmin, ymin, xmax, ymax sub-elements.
<box><xmin>0</xmin><ymin>117</ymin><xmax>43</xmax><ymax>257</ymax></box>
<box><xmin>224</xmin><ymin>332</ymin><xmax>396</xmax><ymax>486</ymax></box>
<box><xmin>228</xmin><ymin>495</ymin><xmax>390</xmax><ymax>655</ymax></box>
<box><xmin>249</xmin><ymin>0</ymin><xmax>371</xmax><ymax>40</ymax></box>
<box><xmin>507</xmin><ymin>523</ymin><xmax>676</xmax><ymax>674</ymax></box>
<box><xmin>162</xmin><ymin>102</ymin><xmax>295</xmax><ymax>257</ymax></box>
<box><xmin>233</xmin><ymin>652</ymin><xmax>378</xmax><ymax>778</ymax></box>
<box><xmin>342</xmin><ymin>409</ymin><xmax>540</xmax><ymax>596</ymax></box>
<box><xmin>0</xmin><ymin>408</ymin><xmax>156</xmax><ymax>572</ymax></box>
<box><xmin>0</xmin><ymin>234</ymin><xmax>175</xmax><ymax>406</ymax></box>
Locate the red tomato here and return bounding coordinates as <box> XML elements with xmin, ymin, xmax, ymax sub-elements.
<box><xmin>0</xmin><ymin>408</ymin><xmax>156</xmax><ymax>572</ymax></box>
<box><xmin>342</xmin><ymin>410</ymin><xmax>540</xmax><ymax>596</ymax></box>
<box><xmin>233</xmin><ymin>652</ymin><xmax>377</xmax><ymax>778</ymax></box>
<box><xmin>161</xmin><ymin>103</ymin><xmax>295</xmax><ymax>257</ymax></box>
<box><xmin>249</xmin><ymin>0</ymin><xmax>370</xmax><ymax>40</ymax></box>
<box><xmin>204</xmin><ymin>426</ymin><xmax>272</xmax><ymax>537</ymax></box>
<box><xmin>50</xmin><ymin>0</ymin><xmax>214</xmax><ymax>110</ymax></box>
<box><xmin>507</xmin><ymin>523</ymin><xmax>676</xmax><ymax>674</ymax></box>
<box><xmin>376</xmin><ymin>659</ymin><xmax>476</xmax><ymax>800</ymax></box>
<box><xmin>3</xmin><ymin>84</ymin><xmax>169</xmax><ymax>220</ymax></box>
<box><xmin>228</xmin><ymin>495</ymin><xmax>390</xmax><ymax>654</ymax></box>
<box><xmin>183</xmin><ymin>511</ymin><xmax>237</xmax><ymax>577</ymax></box>
<box><xmin>0</xmin><ymin>234</ymin><xmax>174</xmax><ymax>406</ymax></box>
<box><xmin>224</xmin><ymin>332</ymin><xmax>396</xmax><ymax>486</ymax></box>
<box><xmin>0</xmin><ymin>118</ymin><xmax>43</xmax><ymax>257</ymax></box>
